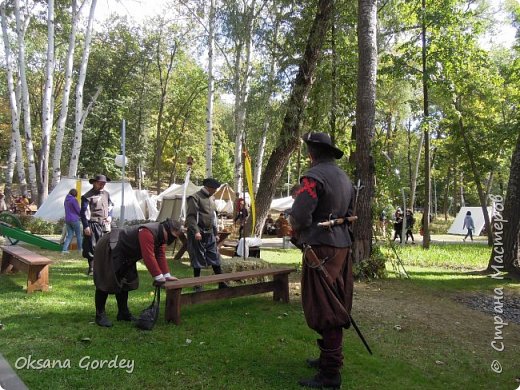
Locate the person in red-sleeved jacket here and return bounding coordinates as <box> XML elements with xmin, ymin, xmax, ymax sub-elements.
<box><xmin>92</xmin><ymin>218</ymin><xmax>183</xmax><ymax>327</ymax></box>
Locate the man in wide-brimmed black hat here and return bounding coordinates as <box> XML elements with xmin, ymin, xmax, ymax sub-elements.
<box><xmin>81</xmin><ymin>174</ymin><xmax>113</xmax><ymax>275</ymax></box>
<box><xmin>185</xmin><ymin>177</ymin><xmax>227</xmax><ymax>291</ymax></box>
<box><xmin>289</xmin><ymin>132</ymin><xmax>354</xmax><ymax>389</ymax></box>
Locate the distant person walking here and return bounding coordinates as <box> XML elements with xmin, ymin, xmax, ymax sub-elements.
<box><xmin>62</xmin><ymin>189</ymin><xmax>83</xmax><ymax>254</ymax></box>
<box><xmin>463</xmin><ymin>211</ymin><xmax>475</xmax><ymax>242</ymax></box>
<box><xmin>393</xmin><ymin>209</ymin><xmax>403</xmax><ymax>243</ymax></box>
<box><xmin>405</xmin><ymin>209</ymin><xmax>415</xmax><ymax>244</ymax></box>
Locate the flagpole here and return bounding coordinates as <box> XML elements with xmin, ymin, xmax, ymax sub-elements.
<box><xmin>119</xmin><ymin>119</ymin><xmax>126</xmax><ymax>227</ymax></box>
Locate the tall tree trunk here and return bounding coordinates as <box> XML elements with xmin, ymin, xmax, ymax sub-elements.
<box><xmin>487</xmin><ymin>131</ymin><xmax>520</xmax><ymax>275</ymax></box>
<box><xmin>253</xmin><ymin>0</ymin><xmax>333</xmax><ymax>235</ymax></box>
<box><xmin>329</xmin><ymin>2</ymin><xmax>337</xmax><ymax>143</ymax></box>
<box><xmin>421</xmin><ymin>0</ymin><xmax>431</xmax><ymax>249</ymax></box>
<box><xmin>15</xmin><ymin>0</ymin><xmax>38</xmax><ymax>199</ymax></box>
<box><xmin>409</xmin><ymin>130</ymin><xmax>424</xmax><ymax>210</ymax></box>
<box><xmin>1</xmin><ymin>3</ymin><xmax>26</xmax><ymax>196</ymax></box>
<box><xmin>205</xmin><ymin>0</ymin><xmax>216</xmax><ymax>177</ymax></box>
<box><xmin>457</xmin><ymin>110</ymin><xmax>493</xmax><ymax>246</ymax></box>
<box><xmin>233</xmin><ymin>0</ymin><xmax>255</xmax><ymax>194</ymax></box>
<box><xmin>39</xmin><ymin>0</ymin><xmax>55</xmax><ymax>204</ymax></box>
<box><xmin>69</xmin><ymin>0</ymin><xmax>97</xmax><ymax>178</ymax></box>
<box><xmin>254</xmin><ymin>0</ymin><xmax>279</xmax><ymax>194</ymax></box>
<box><xmin>52</xmin><ymin>0</ymin><xmax>84</xmax><ymax>187</ymax></box>
<box><xmin>443</xmin><ymin>165</ymin><xmax>451</xmax><ymax>220</ymax></box>
<box><xmin>153</xmin><ymin>36</ymin><xmax>177</xmax><ymax>193</ymax></box>
<box><xmin>5</xmin><ymin>140</ymin><xmax>16</xmax><ymax>201</ymax></box>
<box><xmin>459</xmin><ymin>171</ymin><xmax>465</xmax><ymax>207</ymax></box>
<box><xmin>352</xmin><ymin>0</ymin><xmax>377</xmax><ymax>263</ymax></box>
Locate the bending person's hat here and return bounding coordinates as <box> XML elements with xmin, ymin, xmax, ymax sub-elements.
<box><xmin>302</xmin><ymin>132</ymin><xmax>344</xmax><ymax>159</ymax></box>
<box><xmin>202</xmin><ymin>178</ymin><xmax>221</xmax><ymax>189</ymax></box>
<box><xmin>89</xmin><ymin>174</ymin><xmax>111</xmax><ymax>184</ymax></box>
<box><xmin>161</xmin><ymin>218</ymin><xmax>184</xmax><ymax>245</ymax></box>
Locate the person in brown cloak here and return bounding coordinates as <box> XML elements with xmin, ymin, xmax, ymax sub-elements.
<box><xmin>289</xmin><ymin>132</ymin><xmax>355</xmax><ymax>389</ymax></box>
<box><xmin>93</xmin><ymin>218</ymin><xmax>182</xmax><ymax>327</ymax></box>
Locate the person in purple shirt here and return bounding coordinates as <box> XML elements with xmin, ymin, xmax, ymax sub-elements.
<box><xmin>62</xmin><ymin>189</ymin><xmax>83</xmax><ymax>254</ymax></box>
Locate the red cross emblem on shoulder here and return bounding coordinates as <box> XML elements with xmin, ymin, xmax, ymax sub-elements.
<box><xmin>296</xmin><ymin>178</ymin><xmax>317</xmax><ymax>199</ymax></box>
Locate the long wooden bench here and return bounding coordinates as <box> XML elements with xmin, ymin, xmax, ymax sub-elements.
<box><xmin>0</xmin><ymin>245</ymin><xmax>52</xmax><ymax>293</ymax></box>
<box><xmin>164</xmin><ymin>267</ymin><xmax>296</xmax><ymax>325</ymax></box>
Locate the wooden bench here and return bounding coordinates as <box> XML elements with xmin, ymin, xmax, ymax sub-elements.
<box><xmin>0</xmin><ymin>245</ymin><xmax>52</xmax><ymax>293</ymax></box>
<box><xmin>164</xmin><ymin>267</ymin><xmax>296</xmax><ymax>325</ymax></box>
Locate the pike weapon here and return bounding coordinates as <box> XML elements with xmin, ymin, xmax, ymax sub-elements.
<box><xmin>303</xmin><ymin>243</ymin><xmax>373</xmax><ymax>355</ymax></box>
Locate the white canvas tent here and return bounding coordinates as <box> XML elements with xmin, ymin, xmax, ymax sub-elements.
<box><xmin>215</xmin><ymin>199</ymin><xmax>234</xmax><ymax>215</ymax></box>
<box><xmin>34</xmin><ymin>177</ymin><xmax>145</xmax><ymax>222</ymax></box>
<box><xmin>156</xmin><ymin>183</ymin><xmax>181</xmax><ymax>201</ymax></box>
<box><xmin>134</xmin><ymin>189</ymin><xmax>151</xmax><ymax>219</ymax></box>
<box><xmin>448</xmin><ymin>206</ymin><xmax>492</xmax><ymax>235</ymax></box>
<box><xmin>214</xmin><ymin>183</ymin><xmax>236</xmax><ymax>216</ymax></box>
<box><xmin>270</xmin><ymin>196</ymin><xmax>294</xmax><ymax>213</ymax></box>
<box><xmin>214</xmin><ymin>183</ymin><xmax>236</xmax><ymax>202</ymax></box>
<box><xmin>156</xmin><ymin>181</ymin><xmax>202</xmax><ymax>222</ymax></box>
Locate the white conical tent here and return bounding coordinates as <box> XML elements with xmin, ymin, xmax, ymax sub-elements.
<box><xmin>447</xmin><ymin>206</ymin><xmax>492</xmax><ymax>235</ymax></box>
<box><xmin>34</xmin><ymin>177</ymin><xmax>145</xmax><ymax>222</ymax></box>
<box><xmin>214</xmin><ymin>183</ymin><xmax>235</xmax><ymax>215</ymax></box>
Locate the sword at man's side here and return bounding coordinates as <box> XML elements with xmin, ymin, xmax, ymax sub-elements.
<box><xmin>302</xmin><ymin>243</ymin><xmax>373</xmax><ymax>355</ymax></box>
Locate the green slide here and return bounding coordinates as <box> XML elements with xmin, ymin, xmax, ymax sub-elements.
<box><xmin>0</xmin><ymin>213</ymin><xmax>61</xmax><ymax>251</ymax></box>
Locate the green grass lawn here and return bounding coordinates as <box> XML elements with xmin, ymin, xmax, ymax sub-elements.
<box><xmin>0</xmin><ymin>243</ymin><xmax>519</xmax><ymax>389</ymax></box>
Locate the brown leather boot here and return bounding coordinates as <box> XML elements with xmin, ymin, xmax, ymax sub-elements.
<box><xmin>306</xmin><ymin>357</ymin><xmax>320</xmax><ymax>369</ymax></box>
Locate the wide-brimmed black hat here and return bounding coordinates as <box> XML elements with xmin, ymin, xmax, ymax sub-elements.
<box><xmin>303</xmin><ymin>132</ymin><xmax>344</xmax><ymax>159</ymax></box>
<box><xmin>202</xmin><ymin>178</ymin><xmax>221</xmax><ymax>189</ymax></box>
<box><xmin>89</xmin><ymin>174</ymin><xmax>111</xmax><ymax>184</ymax></box>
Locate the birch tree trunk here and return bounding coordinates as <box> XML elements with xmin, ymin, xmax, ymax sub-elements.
<box><xmin>15</xmin><ymin>0</ymin><xmax>38</xmax><ymax>199</ymax></box>
<box><xmin>205</xmin><ymin>0</ymin><xmax>216</xmax><ymax>178</ymax></box>
<box><xmin>52</xmin><ymin>0</ymin><xmax>84</xmax><ymax>187</ymax></box>
<box><xmin>253</xmin><ymin>0</ymin><xmax>333</xmax><ymax>235</ymax></box>
<box><xmin>38</xmin><ymin>0</ymin><xmax>55</xmax><ymax>204</ymax></box>
<box><xmin>69</xmin><ymin>0</ymin><xmax>97</xmax><ymax>178</ymax></box>
<box><xmin>352</xmin><ymin>0</ymin><xmax>377</xmax><ymax>263</ymax></box>
<box><xmin>233</xmin><ymin>0</ymin><xmax>255</xmax><ymax>194</ymax></box>
<box><xmin>1</xmin><ymin>3</ymin><xmax>26</xmax><ymax>196</ymax></box>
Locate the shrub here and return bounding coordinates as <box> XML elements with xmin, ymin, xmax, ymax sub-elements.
<box><xmin>353</xmin><ymin>244</ymin><xmax>387</xmax><ymax>280</ymax></box>
<box><xmin>19</xmin><ymin>216</ymin><xmax>58</xmax><ymax>235</ymax></box>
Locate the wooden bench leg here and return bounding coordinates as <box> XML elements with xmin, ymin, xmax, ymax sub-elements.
<box><xmin>1</xmin><ymin>252</ymin><xmax>13</xmax><ymax>274</ymax></box>
<box><xmin>273</xmin><ymin>273</ymin><xmax>289</xmax><ymax>303</ymax></box>
<box><xmin>165</xmin><ymin>289</ymin><xmax>182</xmax><ymax>325</ymax></box>
<box><xmin>26</xmin><ymin>265</ymin><xmax>49</xmax><ymax>293</ymax></box>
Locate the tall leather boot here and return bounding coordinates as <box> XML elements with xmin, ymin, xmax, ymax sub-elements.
<box><xmin>86</xmin><ymin>258</ymin><xmax>94</xmax><ymax>276</ymax></box>
<box><xmin>298</xmin><ymin>340</ymin><xmax>342</xmax><ymax>389</ymax></box>
<box><xmin>116</xmin><ymin>291</ymin><xmax>136</xmax><ymax>322</ymax></box>
<box><xmin>305</xmin><ymin>339</ymin><xmax>322</xmax><ymax>369</ymax></box>
<box><xmin>94</xmin><ymin>290</ymin><xmax>112</xmax><ymax>327</ymax></box>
